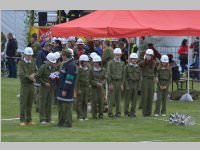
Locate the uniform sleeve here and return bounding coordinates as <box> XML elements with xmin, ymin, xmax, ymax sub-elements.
<box><xmin>166</xmin><ymin>69</ymin><xmax>172</xmax><ymax>88</ymax></box>
<box><xmin>62</xmin><ymin>64</ymin><xmax>76</xmax><ymax>91</ymax></box>
<box><xmin>106</xmin><ymin>61</ymin><xmax>112</xmax><ymax>84</ymax></box>
<box><xmin>124</xmin><ymin>65</ymin><xmax>128</xmax><ymax>88</ymax></box>
<box><xmin>89</xmin><ymin>69</ymin><xmax>97</xmax><ymax>87</ymax></box>
<box><xmin>18</xmin><ymin>61</ymin><xmax>32</xmax><ymax>80</ymax></box>
<box><xmin>121</xmin><ymin>63</ymin><xmax>125</xmax><ymax>86</ymax></box>
<box><xmin>35</xmin><ymin>66</ymin><xmax>46</xmax><ymax>85</ymax></box>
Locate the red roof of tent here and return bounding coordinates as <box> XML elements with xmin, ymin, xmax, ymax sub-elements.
<box><xmin>50</xmin><ymin>10</ymin><xmax>200</xmax><ymax>37</ymax></box>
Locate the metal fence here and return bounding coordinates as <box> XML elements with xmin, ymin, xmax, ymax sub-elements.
<box><xmin>155</xmin><ymin>46</ymin><xmax>180</xmax><ymax>63</ymax></box>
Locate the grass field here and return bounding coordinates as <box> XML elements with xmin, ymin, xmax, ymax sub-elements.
<box><xmin>1</xmin><ymin>77</ymin><xmax>200</xmax><ymax>142</ymax></box>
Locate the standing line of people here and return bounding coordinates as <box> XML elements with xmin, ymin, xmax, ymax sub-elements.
<box><xmin>17</xmin><ymin>37</ymin><xmax>173</xmax><ymax>128</ymax></box>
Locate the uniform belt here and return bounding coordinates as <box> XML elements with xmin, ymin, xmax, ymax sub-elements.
<box><xmin>143</xmin><ymin>76</ymin><xmax>154</xmax><ymax>79</ymax></box>
<box><xmin>111</xmin><ymin>79</ymin><xmax>121</xmax><ymax>81</ymax></box>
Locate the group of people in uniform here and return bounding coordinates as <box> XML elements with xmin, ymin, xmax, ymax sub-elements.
<box><xmin>18</xmin><ymin>36</ymin><xmax>171</xmax><ymax>128</ymax></box>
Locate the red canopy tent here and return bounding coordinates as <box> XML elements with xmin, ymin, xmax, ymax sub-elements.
<box><xmin>50</xmin><ymin>10</ymin><xmax>200</xmax><ymax>37</ymax></box>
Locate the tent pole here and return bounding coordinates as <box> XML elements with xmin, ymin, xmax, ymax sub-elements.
<box><xmin>187</xmin><ymin>36</ymin><xmax>190</xmax><ymax>94</ymax></box>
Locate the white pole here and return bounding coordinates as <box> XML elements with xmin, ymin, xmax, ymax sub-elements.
<box><xmin>187</xmin><ymin>36</ymin><xmax>190</xmax><ymax>94</ymax></box>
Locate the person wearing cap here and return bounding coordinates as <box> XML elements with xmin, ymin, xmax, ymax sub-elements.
<box><xmin>56</xmin><ymin>49</ymin><xmax>77</xmax><ymax>128</ymax></box>
<box><xmin>52</xmin><ymin>40</ymin><xmax>62</xmax><ymax>53</ymax></box>
<box><xmin>18</xmin><ymin>47</ymin><xmax>37</xmax><ymax>126</ymax></box>
<box><xmin>119</xmin><ymin>41</ymin><xmax>128</xmax><ymax>64</ymax></box>
<box><xmin>35</xmin><ymin>42</ymin><xmax>54</xmax><ymax>112</ymax></box>
<box><xmin>107</xmin><ymin>48</ymin><xmax>125</xmax><ymax>118</ymax></box>
<box><xmin>67</xmin><ymin>36</ymin><xmax>76</xmax><ymax>49</ymax></box>
<box><xmin>124</xmin><ymin>53</ymin><xmax>141</xmax><ymax>117</ymax></box>
<box><xmin>76</xmin><ymin>54</ymin><xmax>90</xmax><ymax>121</ymax></box>
<box><xmin>60</xmin><ymin>48</ymin><xmax>74</xmax><ymax>69</ymax></box>
<box><xmin>74</xmin><ymin>38</ymin><xmax>85</xmax><ymax>61</ymax></box>
<box><xmin>138</xmin><ymin>36</ymin><xmax>148</xmax><ymax>60</ymax></box>
<box><xmin>89</xmin><ymin>55</ymin><xmax>106</xmax><ymax>119</ymax></box>
<box><xmin>111</xmin><ymin>38</ymin><xmax>119</xmax><ymax>49</ymax></box>
<box><xmin>138</xmin><ymin>49</ymin><xmax>157</xmax><ymax>117</ymax></box>
<box><xmin>36</xmin><ymin>42</ymin><xmax>54</xmax><ymax>69</ymax></box>
<box><xmin>35</xmin><ymin>53</ymin><xmax>57</xmax><ymax>124</ymax></box>
<box><xmin>94</xmin><ymin>38</ymin><xmax>103</xmax><ymax>57</ymax></box>
<box><xmin>154</xmin><ymin>55</ymin><xmax>171</xmax><ymax>117</ymax></box>
<box><xmin>30</xmin><ymin>36</ymin><xmax>41</xmax><ymax>59</ymax></box>
<box><xmin>102</xmin><ymin>40</ymin><xmax>114</xmax><ymax>68</ymax></box>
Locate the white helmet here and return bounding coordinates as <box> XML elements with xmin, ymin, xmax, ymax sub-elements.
<box><xmin>76</xmin><ymin>38</ymin><xmax>84</xmax><ymax>45</ymax></box>
<box><xmin>90</xmin><ymin>52</ymin><xmax>98</xmax><ymax>59</ymax></box>
<box><xmin>61</xmin><ymin>38</ymin><xmax>67</xmax><ymax>44</ymax></box>
<box><xmin>24</xmin><ymin>47</ymin><xmax>34</xmax><ymax>55</ymax></box>
<box><xmin>160</xmin><ymin>55</ymin><xmax>169</xmax><ymax>63</ymax></box>
<box><xmin>145</xmin><ymin>49</ymin><xmax>154</xmax><ymax>55</ymax></box>
<box><xmin>46</xmin><ymin>53</ymin><xmax>57</xmax><ymax>63</ymax></box>
<box><xmin>68</xmin><ymin>36</ymin><xmax>76</xmax><ymax>42</ymax></box>
<box><xmin>68</xmin><ymin>48</ymin><xmax>74</xmax><ymax>56</ymax></box>
<box><xmin>58</xmin><ymin>37</ymin><xmax>62</xmax><ymax>41</ymax></box>
<box><xmin>93</xmin><ymin>55</ymin><xmax>102</xmax><ymax>62</ymax></box>
<box><xmin>79</xmin><ymin>54</ymin><xmax>89</xmax><ymax>61</ymax></box>
<box><xmin>130</xmin><ymin>53</ymin><xmax>138</xmax><ymax>59</ymax></box>
<box><xmin>54</xmin><ymin>52</ymin><xmax>61</xmax><ymax>59</ymax></box>
<box><xmin>113</xmin><ymin>48</ymin><xmax>122</xmax><ymax>54</ymax></box>
<box><xmin>52</xmin><ymin>37</ymin><xmax>57</xmax><ymax>42</ymax></box>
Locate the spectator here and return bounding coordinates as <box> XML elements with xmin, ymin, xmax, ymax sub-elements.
<box><xmin>167</xmin><ymin>54</ymin><xmax>180</xmax><ymax>81</ymax></box>
<box><xmin>102</xmin><ymin>40</ymin><xmax>114</xmax><ymax>68</ymax></box>
<box><xmin>53</xmin><ymin>40</ymin><xmax>62</xmax><ymax>52</ymax></box>
<box><xmin>94</xmin><ymin>38</ymin><xmax>103</xmax><ymax>57</ymax></box>
<box><xmin>36</xmin><ymin>42</ymin><xmax>54</xmax><ymax>69</ymax></box>
<box><xmin>178</xmin><ymin>39</ymin><xmax>188</xmax><ymax>73</ymax></box>
<box><xmin>30</xmin><ymin>37</ymin><xmax>41</xmax><ymax>59</ymax></box>
<box><xmin>1</xmin><ymin>32</ymin><xmax>7</xmax><ymax>52</ymax></box>
<box><xmin>74</xmin><ymin>38</ymin><xmax>85</xmax><ymax>60</ymax></box>
<box><xmin>119</xmin><ymin>41</ymin><xmax>128</xmax><ymax>64</ymax></box>
<box><xmin>6</xmin><ymin>33</ymin><xmax>18</xmax><ymax>78</ymax></box>
<box><xmin>190</xmin><ymin>37</ymin><xmax>199</xmax><ymax>80</ymax></box>
<box><xmin>138</xmin><ymin>36</ymin><xmax>148</xmax><ymax>60</ymax></box>
<box><xmin>148</xmin><ymin>43</ymin><xmax>161</xmax><ymax>60</ymax></box>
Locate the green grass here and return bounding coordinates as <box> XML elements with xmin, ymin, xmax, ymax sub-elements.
<box><xmin>1</xmin><ymin>77</ymin><xmax>200</xmax><ymax>142</ymax></box>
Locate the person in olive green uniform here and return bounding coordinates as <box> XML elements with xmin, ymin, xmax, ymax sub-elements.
<box><xmin>18</xmin><ymin>47</ymin><xmax>37</xmax><ymax>126</ymax></box>
<box><xmin>31</xmin><ymin>37</ymin><xmax>41</xmax><ymax>59</ymax></box>
<box><xmin>139</xmin><ymin>49</ymin><xmax>157</xmax><ymax>117</ymax></box>
<box><xmin>154</xmin><ymin>55</ymin><xmax>171</xmax><ymax>117</ymax></box>
<box><xmin>35</xmin><ymin>53</ymin><xmax>57</xmax><ymax>124</ymax></box>
<box><xmin>89</xmin><ymin>55</ymin><xmax>106</xmax><ymax>119</ymax></box>
<box><xmin>102</xmin><ymin>40</ymin><xmax>114</xmax><ymax>68</ymax></box>
<box><xmin>138</xmin><ymin>36</ymin><xmax>148</xmax><ymax>109</ymax></box>
<box><xmin>107</xmin><ymin>48</ymin><xmax>125</xmax><ymax>118</ymax></box>
<box><xmin>76</xmin><ymin>54</ymin><xmax>90</xmax><ymax>121</ymax></box>
<box><xmin>124</xmin><ymin>53</ymin><xmax>140</xmax><ymax>117</ymax></box>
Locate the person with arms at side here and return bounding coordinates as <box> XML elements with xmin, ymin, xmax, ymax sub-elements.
<box><xmin>124</xmin><ymin>53</ymin><xmax>141</xmax><ymax>118</ymax></box>
<box><xmin>57</xmin><ymin>49</ymin><xmax>77</xmax><ymax>128</ymax></box>
<box><xmin>154</xmin><ymin>55</ymin><xmax>171</xmax><ymax>117</ymax></box>
<box><xmin>89</xmin><ymin>55</ymin><xmax>106</xmax><ymax>119</ymax></box>
<box><xmin>6</xmin><ymin>33</ymin><xmax>18</xmax><ymax>78</ymax></box>
<box><xmin>76</xmin><ymin>54</ymin><xmax>90</xmax><ymax>121</ymax></box>
<box><xmin>18</xmin><ymin>47</ymin><xmax>37</xmax><ymax>126</ymax></box>
<box><xmin>107</xmin><ymin>48</ymin><xmax>125</xmax><ymax>118</ymax></box>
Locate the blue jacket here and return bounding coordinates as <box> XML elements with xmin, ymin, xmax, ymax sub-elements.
<box><xmin>36</xmin><ymin>49</ymin><xmax>49</xmax><ymax>69</ymax></box>
<box><xmin>57</xmin><ymin>59</ymin><xmax>77</xmax><ymax>103</ymax></box>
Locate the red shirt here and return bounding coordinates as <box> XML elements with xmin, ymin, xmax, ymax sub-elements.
<box><xmin>77</xmin><ymin>49</ymin><xmax>84</xmax><ymax>58</ymax></box>
<box><xmin>178</xmin><ymin>45</ymin><xmax>188</xmax><ymax>55</ymax></box>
